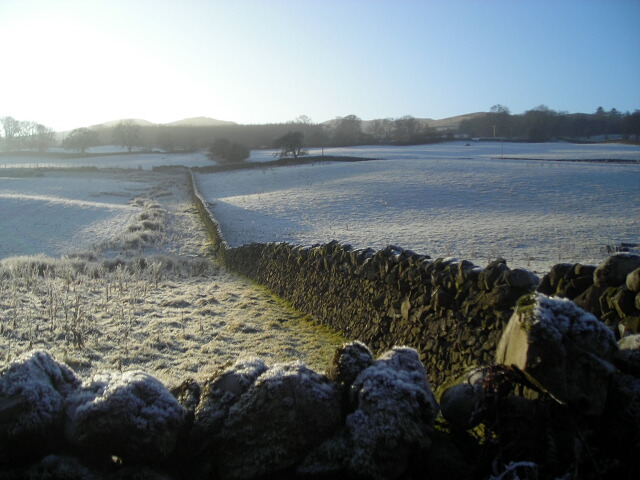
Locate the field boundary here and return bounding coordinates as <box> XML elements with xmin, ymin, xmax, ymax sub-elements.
<box><xmin>188</xmin><ymin>170</ymin><xmax>539</xmax><ymax>388</ymax></box>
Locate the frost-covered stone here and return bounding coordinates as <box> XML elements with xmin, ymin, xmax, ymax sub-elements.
<box><xmin>212</xmin><ymin>361</ymin><xmax>341</xmax><ymax>480</ymax></box>
<box><xmin>496</xmin><ymin>293</ymin><xmax>617</xmax><ymax>414</ymax></box>
<box><xmin>503</xmin><ymin>267</ymin><xmax>539</xmax><ymax>290</ymax></box>
<box><xmin>326</xmin><ymin>341</ymin><xmax>374</xmax><ymax>391</ymax></box>
<box><xmin>626</xmin><ymin>267</ymin><xmax>640</xmax><ymax>292</ymax></box>
<box><xmin>0</xmin><ymin>350</ymin><xmax>80</xmax><ymax>462</ymax></box>
<box><xmin>479</xmin><ymin>258</ymin><xmax>509</xmax><ymax>291</ymax></box>
<box><xmin>64</xmin><ymin>370</ymin><xmax>185</xmax><ymax>462</ymax></box>
<box><xmin>614</xmin><ymin>334</ymin><xmax>640</xmax><ymax>377</ymax></box>
<box><xmin>594</xmin><ymin>253</ymin><xmax>640</xmax><ymax>288</ymax></box>
<box><xmin>439</xmin><ymin>369</ymin><xmax>486</xmax><ymax>430</ymax></box>
<box><xmin>345</xmin><ymin>347</ymin><xmax>438</xmax><ymax>480</ymax></box>
<box><xmin>189</xmin><ymin>357</ymin><xmax>268</xmax><ymax>453</ymax></box>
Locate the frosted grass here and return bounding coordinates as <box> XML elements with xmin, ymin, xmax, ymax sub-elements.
<box><xmin>0</xmin><ymin>170</ymin><xmax>346</xmax><ymax>383</ymax></box>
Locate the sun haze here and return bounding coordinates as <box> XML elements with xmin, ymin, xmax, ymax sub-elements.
<box><xmin>1</xmin><ymin>0</ymin><xmax>638</xmax><ymax>131</ymax></box>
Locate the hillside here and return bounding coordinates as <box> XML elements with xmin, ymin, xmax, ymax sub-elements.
<box><xmin>165</xmin><ymin>116</ymin><xmax>237</xmax><ymax>127</ymax></box>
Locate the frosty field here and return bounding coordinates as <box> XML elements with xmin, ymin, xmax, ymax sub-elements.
<box><xmin>195</xmin><ymin>142</ymin><xmax>640</xmax><ymax>273</ymax></box>
<box><xmin>0</xmin><ymin>169</ymin><xmax>345</xmax><ymax>384</ymax></box>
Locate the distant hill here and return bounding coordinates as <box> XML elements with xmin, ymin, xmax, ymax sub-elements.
<box><xmin>86</xmin><ymin>117</ymin><xmax>237</xmax><ymax>129</ymax></box>
<box><xmin>324</xmin><ymin>113</ymin><xmax>488</xmax><ymax>132</ymax></box>
<box><xmin>89</xmin><ymin>118</ymin><xmax>156</xmax><ymax>129</ymax></box>
<box><xmin>165</xmin><ymin>117</ymin><xmax>237</xmax><ymax>127</ymax></box>
<box><xmin>425</xmin><ymin>112</ymin><xmax>486</xmax><ymax>131</ymax></box>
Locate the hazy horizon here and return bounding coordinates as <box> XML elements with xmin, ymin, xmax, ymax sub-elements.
<box><xmin>1</xmin><ymin>0</ymin><xmax>639</xmax><ymax>132</ymax></box>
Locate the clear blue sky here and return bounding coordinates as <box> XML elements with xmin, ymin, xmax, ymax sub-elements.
<box><xmin>1</xmin><ymin>0</ymin><xmax>639</xmax><ymax>131</ymax></box>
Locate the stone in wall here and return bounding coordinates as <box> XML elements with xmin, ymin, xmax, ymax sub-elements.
<box><xmin>0</xmin><ymin>350</ymin><xmax>80</xmax><ymax>464</ymax></box>
<box><xmin>538</xmin><ymin>253</ymin><xmax>640</xmax><ymax>337</ymax></box>
<box><xmin>299</xmin><ymin>346</ymin><xmax>438</xmax><ymax>480</ymax></box>
<box><xmin>496</xmin><ymin>293</ymin><xmax>617</xmax><ymax>414</ymax></box>
<box><xmin>64</xmin><ymin>370</ymin><xmax>186</xmax><ymax>463</ymax></box>
<box><xmin>208</xmin><ymin>361</ymin><xmax>342</xmax><ymax>480</ymax></box>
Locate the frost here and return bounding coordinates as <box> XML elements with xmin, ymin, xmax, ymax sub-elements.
<box><xmin>532</xmin><ymin>294</ymin><xmax>617</xmax><ymax>358</ymax></box>
<box><xmin>254</xmin><ymin>360</ymin><xmax>337</xmax><ymax>401</ymax></box>
<box><xmin>213</xmin><ymin>360</ymin><xmax>342</xmax><ymax>480</ymax></box>
<box><xmin>0</xmin><ymin>350</ymin><xmax>79</xmax><ymax>437</ymax></box>
<box><xmin>65</xmin><ymin>370</ymin><xmax>185</xmax><ymax>460</ymax></box>
<box><xmin>194</xmin><ymin>143</ymin><xmax>640</xmax><ymax>273</ymax></box>
<box><xmin>194</xmin><ymin>357</ymin><xmax>268</xmax><ymax>436</ymax></box>
<box><xmin>326</xmin><ymin>341</ymin><xmax>374</xmax><ymax>390</ymax></box>
<box><xmin>346</xmin><ymin>347</ymin><xmax>438</xmax><ymax>479</ymax></box>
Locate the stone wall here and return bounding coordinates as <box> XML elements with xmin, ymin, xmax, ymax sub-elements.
<box><xmin>538</xmin><ymin>254</ymin><xmax>640</xmax><ymax>337</ymax></box>
<box><xmin>190</xmin><ymin>173</ymin><xmax>539</xmax><ymax>388</ymax></box>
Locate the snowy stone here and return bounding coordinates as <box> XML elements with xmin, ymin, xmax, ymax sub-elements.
<box><xmin>344</xmin><ymin>347</ymin><xmax>438</xmax><ymax>480</ymax></box>
<box><xmin>190</xmin><ymin>357</ymin><xmax>268</xmax><ymax>451</ymax></box>
<box><xmin>496</xmin><ymin>293</ymin><xmax>617</xmax><ymax>414</ymax></box>
<box><xmin>0</xmin><ymin>350</ymin><xmax>80</xmax><ymax>462</ymax></box>
<box><xmin>326</xmin><ymin>341</ymin><xmax>374</xmax><ymax>391</ymax></box>
<box><xmin>615</xmin><ymin>334</ymin><xmax>640</xmax><ymax>377</ymax></box>
<box><xmin>211</xmin><ymin>361</ymin><xmax>341</xmax><ymax>480</ymax></box>
<box><xmin>64</xmin><ymin>370</ymin><xmax>185</xmax><ymax>462</ymax></box>
<box><xmin>594</xmin><ymin>253</ymin><xmax>640</xmax><ymax>288</ymax></box>
<box><xmin>626</xmin><ymin>267</ymin><xmax>640</xmax><ymax>292</ymax></box>
<box><xmin>479</xmin><ymin>260</ymin><xmax>509</xmax><ymax>291</ymax></box>
<box><xmin>439</xmin><ymin>376</ymin><xmax>485</xmax><ymax>430</ymax></box>
<box><xmin>502</xmin><ymin>267</ymin><xmax>539</xmax><ymax>290</ymax></box>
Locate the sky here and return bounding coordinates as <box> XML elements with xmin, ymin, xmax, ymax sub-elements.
<box><xmin>1</xmin><ymin>0</ymin><xmax>639</xmax><ymax>131</ymax></box>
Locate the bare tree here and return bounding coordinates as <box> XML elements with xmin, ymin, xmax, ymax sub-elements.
<box><xmin>62</xmin><ymin>128</ymin><xmax>100</xmax><ymax>154</ymax></box>
<box><xmin>333</xmin><ymin>114</ymin><xmax>363</xmax><ymax>146</ymax></box>
<box><xmin>294</xmin><ymin>115</ymin><xmax>313</xmax><ymax>125</ymax></box>
<box><xmin>1</xmin><ymin>116</ymin><xmax>21</xmax><ymax>151</ymax></box>
<box><xmin>113</xmin><ymin>119</ymin><xmax>141</xmax><ymax>152</ymax></box>
<box><xmin>370</xmin><ymin>118</ymin><xmax>394</xmax><ymax>143</ymax></box>
<box><xmin>393</xmin><ymin>115</ymin><xmax>420</xmax><ymax>143</ymax></box>
<box><xmin>273</xmin><ymin>131</ymin><xmax>306</xmax><ymax>158</ymax></box>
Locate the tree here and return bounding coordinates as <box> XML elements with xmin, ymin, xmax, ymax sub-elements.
<box><xmin>393</xmin><ymin>115</ymin><xmax>421</xmax><ymax>143</ymax></box>
<box><xmin>273</xmin><ymin>131</ymin><xmax>307</xmax><ymax>158</ymax></box>
<box><xmin>333</xmin><ymin>114</ymin><xmax>363</xmax><ymax>146</ymax></box>
<box><xmin>1</xmin><ymin>116</ymin><xmax>21</xmax><ymax>151</ymax></box>
<box><xmin>294</xmin><ymin>115</ymin><xmax>313</xmax><ymax>125</ymax></box>
<box><xmin>207</xmin><ymin>138</ymin><xmax>249</xmax><ymax>163</ymax></box>
<box><xmin>33</xmin><ymin>124</ymin><xmax>55</xmax><ymax>152</ymax></box>
<box><xmin>22</xmin><ymin>122</ymin><xmax>55</xmax><ymax>151</ymax></box>
<box><xmin>157</xmin><ymin>125</ymin><xmax>175</xmax><ymax>152</ymax></box>
<box><xmin>369</xmin><ymin>118</ymin><xmax>394</xmax><ymax>143</ymax></box>
<box><xmin>225</xmin><ymin>142</ymin><xmax>250</xmax><ymax>163</ymax></box>
<box><xmin>524</xmin><ymin>105</ymin><xmax>557</xmax><ymax>141</ymax></box>
<box><xmin>622</xmin><ymin>110</ymin><xmax>640</xmax><ymax>141</ymax></box>
<box><xmin>113</xmin><ymin>119</ymin><xmax>141</xmax><ymax>152</ymax></box>
<box><xmin>62</xmin><ymin>128</ymin><xmax>100</xmax><ymax>154</ymax></box>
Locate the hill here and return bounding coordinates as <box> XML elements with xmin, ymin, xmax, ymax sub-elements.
<box><xmin>89</xmin><ymin>118</ymin><xmax>156</xmax><ymax>129</ymax></box>
<box><xmin>323</xmin><ymin>113</ymin><xmax>488</xmax><ymax>132</ymax></box>
<box><xmin>165</xmin><ymin>116</ymin><xmax>237</xmax><ymax>127</ymax></box>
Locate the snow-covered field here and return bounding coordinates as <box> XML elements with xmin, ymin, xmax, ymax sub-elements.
<box><xmin>196</xmin><ymin>142</ymin><xmax>640</xmax><ymax>273</ymax></box>
<box><xmin>1</xmin><ymin>171</ymin><xmax>143</xmax><ymax>258</ymax></box>
<box><xmin>249</xmin><ymin>140</ymin><xmax>640</xmax><ymax>163</ymax></box>
<box><xmin>0</xmin><ymin>149</ymin><xmax>212</xmax><ymax>170</ymax></box>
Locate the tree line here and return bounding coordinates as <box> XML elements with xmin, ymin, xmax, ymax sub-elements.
<box><xmin>2</xmin><ymin>107</ymin><xmax>639</xmax><ymax>158</ymax></box>
<box><xmin>458</xmin><ymin>105</ymin><xmax>640</xmax><ymax>141</ymax></box>
<box><xmin>0</xmin><ymin>116</ymin><xmax>56</xmax><ymax>152</ymax></box>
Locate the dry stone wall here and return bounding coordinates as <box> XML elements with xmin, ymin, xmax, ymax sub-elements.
<box><xmin>190</xmin><ymin>173</ymin><xmax>539</xmax><ymax>388</ymax></box>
